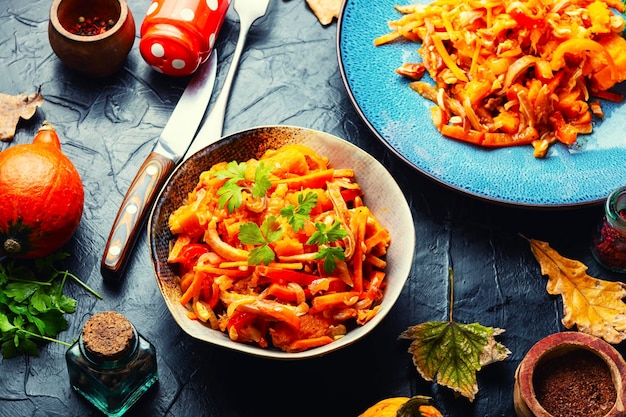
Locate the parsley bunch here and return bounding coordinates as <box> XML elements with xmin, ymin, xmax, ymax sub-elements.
<box><xmin>0</xmin><ymin>252</ymin><xmax>102</xmax><ymax>358</ymax></box>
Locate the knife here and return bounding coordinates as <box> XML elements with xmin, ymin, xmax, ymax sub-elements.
<box><xmin>101</xmin><ymin>51</ymin><xmax>218</xmax><ymax>280</ymax></box>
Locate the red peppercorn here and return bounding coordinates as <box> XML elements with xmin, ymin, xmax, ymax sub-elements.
<box><xmin>68</xmin><ymin>16</ymin><xmax>116</xmax><ymax>36</ymax></box>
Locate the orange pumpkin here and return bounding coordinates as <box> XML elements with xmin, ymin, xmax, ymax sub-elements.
<box><xmin>359</xmin><ymin>396</ymin><xmax>444</xmax><ymax>417</ymax></box>
<box><xmin>0</xmin><ymin>121</ymin><xmax>84</xmax><ymax>259</ymax></box>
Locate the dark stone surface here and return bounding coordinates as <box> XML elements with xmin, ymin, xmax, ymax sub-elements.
<box><xmin>0</xmin><ymin>1</ymin><xmax>623</xmax><ymax>416</ymax></box>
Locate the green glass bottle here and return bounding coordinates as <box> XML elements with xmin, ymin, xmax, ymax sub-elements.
<box><xmin>66</xmin><ymin>311</ymin><xmax>158</xmax><ymax>416</ymax></box>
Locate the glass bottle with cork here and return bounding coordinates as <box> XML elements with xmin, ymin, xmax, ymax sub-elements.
<box><xmin>66</xmin><ymin>311</ymin><xmax>158</xmax><ymax>417</ymax></box>
<box><xmin>591</xmin><ymin>186</ymin><xmax>626</xmax><ymax>273</ymax></box>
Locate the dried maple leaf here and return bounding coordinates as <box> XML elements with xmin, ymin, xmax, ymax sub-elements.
<box><xmin>528</xmin><ymin>238</ymin><xmax>626</xmax><ymax>344</ymax></box>
<box><xmin>306</xmin><ymin>0</ymin><xmax>341</xmax><ymax>25</ymax></box>
<box><xmin>400</xmin><ymin>270</ymin><xmax>510</xmax><ymax>402</ymax></box>
<box><xmin>0</xmin><ymin>90</ymin><xmax>44</xmax><ymax>142</ymax></box>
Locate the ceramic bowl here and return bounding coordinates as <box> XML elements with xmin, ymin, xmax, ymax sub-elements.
<box><xmin>148</xmin><ymin>126</ymin><xmax>415</xmax><ymax>359</ymax></box>
<box><xmin>48</xmin><ymin>0</ymin><xmax>136</xmax><ymax>78</ymax></box>
<box><xmin>514</xmin><ymin>331</ymin><xmax>626</xmax><ymax>417</ymax></box>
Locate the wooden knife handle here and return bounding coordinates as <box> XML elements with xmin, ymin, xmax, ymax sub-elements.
<box><xmin>101</xmin><ymin>151</ymin><xmax>176</xmax><ymax>280</ymax></box>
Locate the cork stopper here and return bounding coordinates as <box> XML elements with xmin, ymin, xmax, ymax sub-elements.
<box><xmin>82</xmin><ymin>311</ymin><xmax>136</xmax><ymax>361</ymax></box>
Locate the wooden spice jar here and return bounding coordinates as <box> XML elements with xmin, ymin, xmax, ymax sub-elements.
<box><xmin>514</xmin><ymin>332</ymin><xmax>626</xmax><ymax>417</ymax></box>
<box><xmin>48</xmin><ymin>0</ymin><xmax>136</xmax><ymax>78</ymax></box>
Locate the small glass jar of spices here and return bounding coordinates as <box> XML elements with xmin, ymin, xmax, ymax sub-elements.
<box><xmin>591</xmin><ymin>186</ymin><xmax>626</xmax><ymax>273</ymax></box>
<box><xmin>66</xmin><ymin>311</ymin><xmax>158</xmax><ymax>417</ymax></box>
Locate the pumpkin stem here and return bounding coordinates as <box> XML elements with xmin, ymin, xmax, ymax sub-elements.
<box><xmin>3</xmin><ymin>238</ymin><xmax>23</xmax><ymax>254</ymax></box>
<box><xmin>397</xmin><ymin>396</ymin><xmax>436</xmax><ymax>417</ymax></box>
<box><xmin>34</xmin><ymin>121</ymin><xmax>61</xmax><ymax>149</ymax></box>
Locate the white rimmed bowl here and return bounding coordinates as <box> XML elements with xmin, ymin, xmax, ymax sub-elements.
<box><xmin>148</xmin><ymin>126</ymin><xmax>415</xmax><ymax>359</ymax></box>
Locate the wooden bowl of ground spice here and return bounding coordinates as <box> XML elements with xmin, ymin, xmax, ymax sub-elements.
<box><xmin>514</xmin><ymin>331</ymin><xmax>626</xmax><ymax>417</ymax></box>
<box><xmin>48</xmin><ymin>0</ymin><xmax>135</xmax><ymax>78</ymax></box>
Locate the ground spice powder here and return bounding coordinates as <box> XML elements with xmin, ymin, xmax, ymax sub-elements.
<box><xmin>533</xmin><ymin>349</ymin><xmax>616</xmax><ymax>417</ymax></box>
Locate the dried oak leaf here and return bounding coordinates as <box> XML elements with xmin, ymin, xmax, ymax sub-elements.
<box><xmin>400</xmin><ymin>321</ymin><xmax>510</xmax><ymax>402</ymax></box>
<box><xmin>0</xmin><ymin>91</ymin><xmax>44</xmax><ymax>142</ymax></box>
<box><xmin>528</xmin><ymin>238</ymin><xmax>626</xmax><ymax>344</ymax></box>
<box><xmin>306</xmin><ymin>0</ymin><xmax>341</xmax><ymax>25</ymax></box>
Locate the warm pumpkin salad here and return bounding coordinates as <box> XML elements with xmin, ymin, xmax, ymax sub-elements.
<box><xmin>375</xmin><ymin>0</ymin><xmax>626</xmax><ymax>157</ymax></box>
<box><xmin>167</xmin><ymin>144</ymin><xmax>391</xmax><ymax>352</ymax></box>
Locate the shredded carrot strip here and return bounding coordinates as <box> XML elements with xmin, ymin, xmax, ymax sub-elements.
<box><xmin>180</xmin><ymin>271</ymin><xmax>205</xmax><ymax>306</ymax></box>
<box><xmin>287</xmin><ymin>336</ymin><xmax>334</xmax><ymax>352</ymax></box>
<box><xmin>431</xmin><ymin>34</ymin><xmax>469</xmax><ymax>82</ymax></box>
<box><xmin>365</xmin><ymin>254</ymin><xmax>387</xmax><ymax>270</ymax></box>
<box><xmin>271</xmin><ymin>169</ymin><xmax>335</xmax><ymax>189</ymax></box>
<box><xmin>194</xmin><ymin>265</ymin><xmax>250</xmax><ymax>277</ymax></box>
<box><xmin>351</xmin><ymin>207</ymin><xmax>369</xmax><ymax>292</ymax></box>
<box><xmin>311</xmin><ymin>292</ymin><xmax>360</xmax><ymax>311</ymax></box>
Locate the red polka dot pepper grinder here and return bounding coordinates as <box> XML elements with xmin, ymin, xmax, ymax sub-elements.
<box><xmin>139</xmin><ymin>0</ymin><xmax>230</xmax><ymax>76</ymax></box>
<box><xmin>591</xmin><ymin>186</ymin><xmax>626</xmax><ymax>273</ymax></box>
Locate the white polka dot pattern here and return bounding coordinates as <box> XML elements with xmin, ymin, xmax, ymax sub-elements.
<box><xmin>180</xmin><ymin>8</ymin><xmax>195</xmax><ymax>21</ymax></box>
<box><xmin>150</xmin><ymin>43</ymin><xmax>165</xmax><ymax>58</ymax></box>
<box><xmin>172</xmin><ymin>59</ymin><xmax>186</xmax><ymax>69</ymax></box>
<box><xmin>146</xmin><ymin>2</ymin><xmax>158</xmax><ymax>15</ymax></box>
<box><xmin>139</xmin><ymin>0</ymin><xmax>230</xmax><ymax>76</ymax></box>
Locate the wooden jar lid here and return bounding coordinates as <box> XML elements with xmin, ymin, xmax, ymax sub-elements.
<box><xmin>82</xmin><ymin>311</ymin><xmax>135</xmax><ymax>361</ymax></box>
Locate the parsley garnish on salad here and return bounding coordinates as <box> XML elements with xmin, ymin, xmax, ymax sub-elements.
<box><xmin>239</xmin><ymin>216</ymin><xmax>284</xmax><ymax>265</ymax></box>
<box><xmin>307</xmin><ymin>221</ymin><xmax>348</xmax><ymax>274</ymax></box>
<box><xmin>280</xmin><ymin>191</ymin><xmax>318</xmax><ymax>232</ymax></box>
<box><xmin>215</xmin><ymin>161</ymin><xmax>272</xmax><ymax>213</ymax></box>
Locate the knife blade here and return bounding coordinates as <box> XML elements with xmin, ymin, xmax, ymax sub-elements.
<box><xmin>101</xmin><ymin>50</ymin><xmax>218</xmax><ymax>280</ymax></box>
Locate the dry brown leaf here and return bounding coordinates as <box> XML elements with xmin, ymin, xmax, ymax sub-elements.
<box><xmin>307</xmin><ymin>0</ymin><xmax>341</xmax><ymax>25</ymax></box>
<box><xmin>0</xmin><ymin>90</ymin><xmax>44</xmax><ymax>142</ymax></box>
<box><xmin>528</xmin><ymin>238</ymin><xmax>626</xmax><ymax>344</ymax></box>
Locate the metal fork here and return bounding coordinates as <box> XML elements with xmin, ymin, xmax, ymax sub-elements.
<box><xmin>183</xmin><ymin>0</ymin><xmax>271</xmax><ymax>159</ymax></box>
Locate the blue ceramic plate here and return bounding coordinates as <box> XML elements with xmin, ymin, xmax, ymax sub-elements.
<box><xmin>337</xmin><ymin>0</ymin><xmax>626</xmax><ymax>208</ymax></box>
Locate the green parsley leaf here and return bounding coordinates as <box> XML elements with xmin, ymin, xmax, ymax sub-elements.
<box><xmin>214</xmin><ymin>160</ymin><xmax>247</xmax><ymax>182</ymax></box>
<box><xmin>0</xmin><ymin>313</ymin><xmax>15</xmax><ymax>333</ymax></box>
<box><xmin>248</xmin><ymin>246</ymin><xmax>276</xmax><ymax>266</ymax></box>
<box><xmin>280</xmin><ymin>191</ymin><xmax>318</xmax><ymax>231</ymax></box>
<box><xmin>30</xmin><ymin>289</ymin><xmax>51</xmax><ymax>312</ymax></box>
<box><xmin>307</xmin><ymin>221</ymin><xmax>348</xmax><ymax>246</ymax></box>
<box><xmin>5</xmin><ymin>282</ymin><xmax>40</xmax><ymax>303</ymax></box>
<box><xmin>215</xmin><ymin>161</ymin><xmax>273</xmax><ymax>213</ymax></box>
<box><xmin>215</xmin><ymin>161</ymin><xmax>247</xmax><ymax>212</ymax></box>
<box><xmin>239</xmin><ymin>222</ymin><xmax>266</xmax><ymax>245</ymax></box>
<box><xmin>252</xmin><ymin>163</ymin><xmax>273</xmax><ymax>198</ymax></box>
<box><xmin>260</xmin><ymin>216</ymin><xmax>284</xmax><ymax>243</ymax></box>
<box><xmin>316</xmin><ymin>246</ymin><xmax>347</xmax><ymax>274</ymax></box>
<box><xmin>307</xmin><ymin>221</ymin><xmax>348</xmax><ymax>273</ymax></box>
<box><xmin>238</xmin><ymin>216</ymin><xmax>284</xmax><ymax>266</ymax></box>
<box><xmin>217</xmin><ymin>182</ymin><xmax>244</xmax><ymax>213</ymax></box>
<box><xmin>326</xmin><ymin>221</ymin><xmax>349</xmax><ymax>242</ymax></box>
